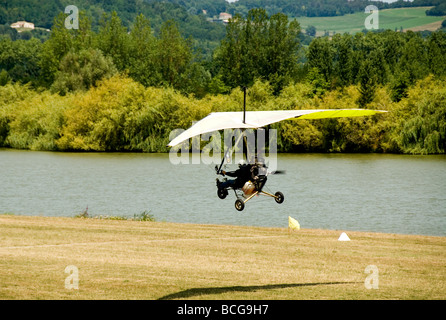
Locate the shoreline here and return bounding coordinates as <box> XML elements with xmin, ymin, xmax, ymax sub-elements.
<box><xmin>2</xmin><ymin>213</ymin><xmax>445</xmax><ymax>240</ymax></box>
<box><xmin>2</xmin><ymin>213</ymin><xmax>446</xmax><ymax>238</ymax></box>
<box><xmin>2</xmin><ymin>147</ymin><xmax>446</xmax><ymax>156</ymax></box>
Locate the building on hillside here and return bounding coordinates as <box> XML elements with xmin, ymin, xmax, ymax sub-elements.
<box><xmin>218</xmin><ymin>12</ymin><xmax>232</xmax><ymax>23</ymax></box>
<box><xmin>10</xmin><ymin>21</ymin><xmax>35</xmax><ymax>32</ymax></box>
<box><xmin>207</xmin><ymin>12</ymin><xmax>233</xmax><ymax>24</ymax></box>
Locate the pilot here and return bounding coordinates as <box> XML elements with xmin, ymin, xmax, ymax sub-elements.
<box><xmin>217</xmin><ymin>160</ymin><xmax>253</xmax><ymax>190</ymax></box>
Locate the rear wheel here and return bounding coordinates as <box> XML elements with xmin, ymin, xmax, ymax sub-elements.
<box><xmin>235</xmin><ymin>199</ymin><xmax>245</xmax><ymax>211</ymax></box>
<box><xmin>274</xmin><ymin>191</ymin><xmax>284</xmax><ymax>204</ymax></box>
<box><xmin>217</xmin><ymin>188</ymin><xmax>228</xmax><ymax>199</ymax></box>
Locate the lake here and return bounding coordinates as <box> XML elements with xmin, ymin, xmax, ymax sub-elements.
<box><xmin>0</xmin><ymin>149</ymin><xmax>445</xmax><ymax>236</ymax></box>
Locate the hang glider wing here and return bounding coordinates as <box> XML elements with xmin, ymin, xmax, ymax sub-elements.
<box><xmin>168</xmin><ymin>109</ymin><xmax>387</xmax><ymax>147</ymax></box>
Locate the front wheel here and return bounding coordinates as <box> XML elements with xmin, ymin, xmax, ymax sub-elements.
<box><xmin>274</xmin><ymin>191</ymin><xmax>284</xmax><ymax>204</ymax></box>
<box><xmin>235</xmin><ymin>199</ymin><xmax>245</xmax><ymax>211</ymax></box>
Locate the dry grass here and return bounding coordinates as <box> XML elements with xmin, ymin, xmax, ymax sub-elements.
<box><xmin>403</xmin><ymin>20</ymin><xmax>445</xmax><ymax>32</ymax></box>
<box><xmin>0</xmin><ymin>215</ymin><xmax>444</xmax><ymax>300</ymax></box>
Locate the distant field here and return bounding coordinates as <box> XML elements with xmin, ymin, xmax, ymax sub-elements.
<box><xmin>297</xmin><ymin>7</ymin><xmax>446</xmax><ymax>35</ymax></box>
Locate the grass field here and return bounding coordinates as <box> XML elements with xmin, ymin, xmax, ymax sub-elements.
<box><xmin>0</xmin><ymin>215</ymin><xmax>444</xmax><ymax>300</ymax></box>
<box><xmin>297</xmin><ymin>7</ymin><xmax>446</xmax><ymax>35</ymax></box>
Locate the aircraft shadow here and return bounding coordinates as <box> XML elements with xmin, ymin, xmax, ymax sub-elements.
<box><xmin>158</xmin><ymin>281</ymin><xmax>360</xmax><ymax>300</ymax></box>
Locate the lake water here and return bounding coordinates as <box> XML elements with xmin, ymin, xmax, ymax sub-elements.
<box><xmin>0</xmin><ymin>149</ymin><xmax>445</xmax><ymax>236</ymax></box>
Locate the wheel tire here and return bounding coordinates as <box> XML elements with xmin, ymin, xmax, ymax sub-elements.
<box><xmin>217</xmin><ymin>188</ymin><xmax>228</xmax><ymax>199</ymax></box>
<box><xmin>235</xmin><ymin>199</ymin><xmax>245</xmax><ymax>211</ymax></box>
<box><xmin>274</xmin><ymin>191</ymin><xmax>284</xmax><ymax>204</ymax></box>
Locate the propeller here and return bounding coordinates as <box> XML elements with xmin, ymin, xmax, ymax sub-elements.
<box><xmin>268</xmin><ymin>170</ymin><xmax>286</xmax><ymax>175</ymax></box>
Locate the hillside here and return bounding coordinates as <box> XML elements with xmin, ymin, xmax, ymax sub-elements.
<box><xmin>0</xmin><ymin>0</ymin><xmax>226</xmax><ymax>54</ymax></box>
<box><xmin>157</xmin><ymin>0</ymin><xmax>446</xmax><ymax>18</ymax></box>
<box><xmin>297</xmin><ymin>7</ymin><xmax>446</xmax><ymax>36</ymax></box>
<box><xmin>1</xmin><ymin>1</ymin><xmax>445</xmax><ymax>49</ymax></box>
<box><xmin>2</xmin><ymin>1</ymin><xmax>444</xmax><ymax>35</ymax></box>
<box><xmin>1</xmin><ymin>1</ymin><xmax>444</xmax><ymax>57</ymax></box>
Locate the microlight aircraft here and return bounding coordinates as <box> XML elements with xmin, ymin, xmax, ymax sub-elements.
<box><xmin>168</xmin><ymin>93</ymin><xmax>387</xmax><ymax>211</ymax></box>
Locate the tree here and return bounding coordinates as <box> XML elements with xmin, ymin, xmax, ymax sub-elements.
<box><xmin>263</xmin><ymin>12</ymin><xmax>301</xmax><ymax>93</ymax></box>
<box><xmin>368</xmin><ymin>48</ymin><xmax>388</xmax><ymax>86</ymax></box>
<box><xmin>0</xmin><ymin>69</ymin><xmax>10</xmax><ymax>86</ymax></box>
<box><xmin>128</xmin><ymin>14</ymin><xmax>160</xmax><ymax>87</ymax></box>
<box><xmin>306</xmin><ymin>67</ymin><xmax>329</xmax><ymax>96</ymax></box>
<box><xmin>96</xmin><ymin>11</ymin><xmax>130</xmax><ymax>71</ymax></box>
<box><xmin>305</xmin><ymin>25</ymin><xmax>316</xmax><ymax>37</ymax></box>
<box><xmin>39</xmin><ymin>12</ymin><xmax>74</xmax><ymax>86</ymax></box>
<box><xmin>71</xmin><ymin>11</ymin><xmax>93</xmax><ymax>52</ymax></box>
<box><xmin>389</xmin><ymin>71</ymin><xmax>410</xmax><ymax>103</ymax></box>
<box><xmin>214</xmin><ymin>8</ymin><xmax>300</xmax><ymax>93</ymax></box>
<box><xmin>307</xmin><ymin>36</ymin><xmax>333</xmax><ymax>84</ymax></box>
<box><xmin>427</xmin><ymin>31</ymin><xmax>446</xmax><ymax>77</ymax></box>
<box><xmin>214</xmin><ymin>12</ymin><xmax>255</xmax><ymax>89</ymax></box>
<box><xmin>396</xmin><ymin>32</ymin><xmax>429</xmax><ymax>84</ymax></box>
<box><xmin>396</xmin><ymin>77</ymin><xmax>446</xmax><ymax>154</ymax></box>
<box><xmin>426</xmin><ymin>3</ymin><xmax>446</xmax><ymax>16</ymax></box>
<box><xmin>0</xmin><ymin>38</ymin><xmax>41</xmax><ymax>85</ymax></box>
<box><xmin>380</xmin><ymin>30</ymin><xmax>405</xmax><ymax>75</ymax></box>
<box><xmin>357</xmin><ymin>58</ymin><xmax>377</xmax><ymax>107</ymax></box>
<box><xmin>179</xmin><ymin>62</ymin><xmax>211</xmax><ymax>98</ymax></box>
<box><xmin>39</xmin><ymin>11</ymin><xmax>92</xmax><ymax>87</ymax></box>
<box><xmin>51</xmin><ymin>48</ymin><xmax>117</xmax><ymax>95</ymax></box>
<box><xmin>332</xmin><ymin>33</ymin><xmax>353</xmax><ymax>87</ymax></box>
<box><xmin>156</xmin><ymin>19</ymin><xmax>192</xmax><ymax>88</ymax></box>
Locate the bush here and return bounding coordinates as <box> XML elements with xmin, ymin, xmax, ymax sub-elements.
<box><xmin>0</xmin><ymin>75</ymin><xmax>445</xmax><ymax>155</ymax></box>
<box><xmin>389</xmin><ymin>77</ymin><xmax>446</xmax><ymax>154</ymax></box>
<box><xmin>56</xmin><ymin>75</ymin><xmax>142</xmax><ymax>151</ymax></box>
<box><xmin>3</xmin><ymin>91</ymin><xmax>68</xmax><ymax>150</ymax></box>
<box><xmin>51</xmin><ymin>49</ymin><xmax>117</xmax><ymax>95</ymax></box>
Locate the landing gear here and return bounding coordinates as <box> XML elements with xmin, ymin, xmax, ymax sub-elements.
<box><xmin>216</xmin><ymin>177</ymin><xmax>284</xmax><ymax>210</ymax></box>
<box><xmin>217</xmin><ymin>188</ymin><xmax>228</xmax><ymax>199</ymax></box>
<box><xmin>235</xmin><ymin>199</ymin><xmax>245</xmax><ymax>211</ymax></box>
<box><xmin>274</xmin><ymin>191</ymin><xmax>284</xmax><ymax>204</ymax></box>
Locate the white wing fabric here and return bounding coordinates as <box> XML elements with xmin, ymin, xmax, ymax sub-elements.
<box><xmin>168</xmin><ymin>109</ymin><xmax>387</xmax><ymax>147</ymax></box>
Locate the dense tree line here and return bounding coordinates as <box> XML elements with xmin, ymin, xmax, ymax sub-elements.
<box><xmin>1</xmin><ymin>1</ymin><xmax>444</xmax><ymax>56</ymax></box>
<box><xmin>0</xmin><ymin>8</ymin><xmax>306</xmax><ymax>96</ymax></box>
<box><xmin>4</xmin><ymin>7</ymin><xmax>444</xmax><ymax>97</ymax></box>
<box><xmin>0</xmin><ymin>74</ymin><xmax>444</xmax><ymax>154</ymax></box>
<box><xmin>1</xmin><ymin>1</ymin><xmax>443</xmax><ymax>36</ymax></box>
<box><xmin>0</xmin><ymin>8</ymin><xmax>445</xmax><ymax>154</ymax></box>
<box><xmin>306</xmin><ymin>30</ymin><xmax>446</xmax><ymax>105</ymax></box>
<box><xmin>1</xmin><ymin>11</ymin><xmax>211</xmax><ymax>96</ymax></box>
<box><xmin>1</xmin><ymin>0</ymin><xmax>384</xmax><ymax>26</ymax></box>
<box><xmin>0</xmin><ymin>0</ymin><xmax>226</xmax><ymax>56</ymax></box>
<box><xmin>426</xmin><ymin>3</ymin><xmax>446</xmax><ymax>16</ymax></box>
